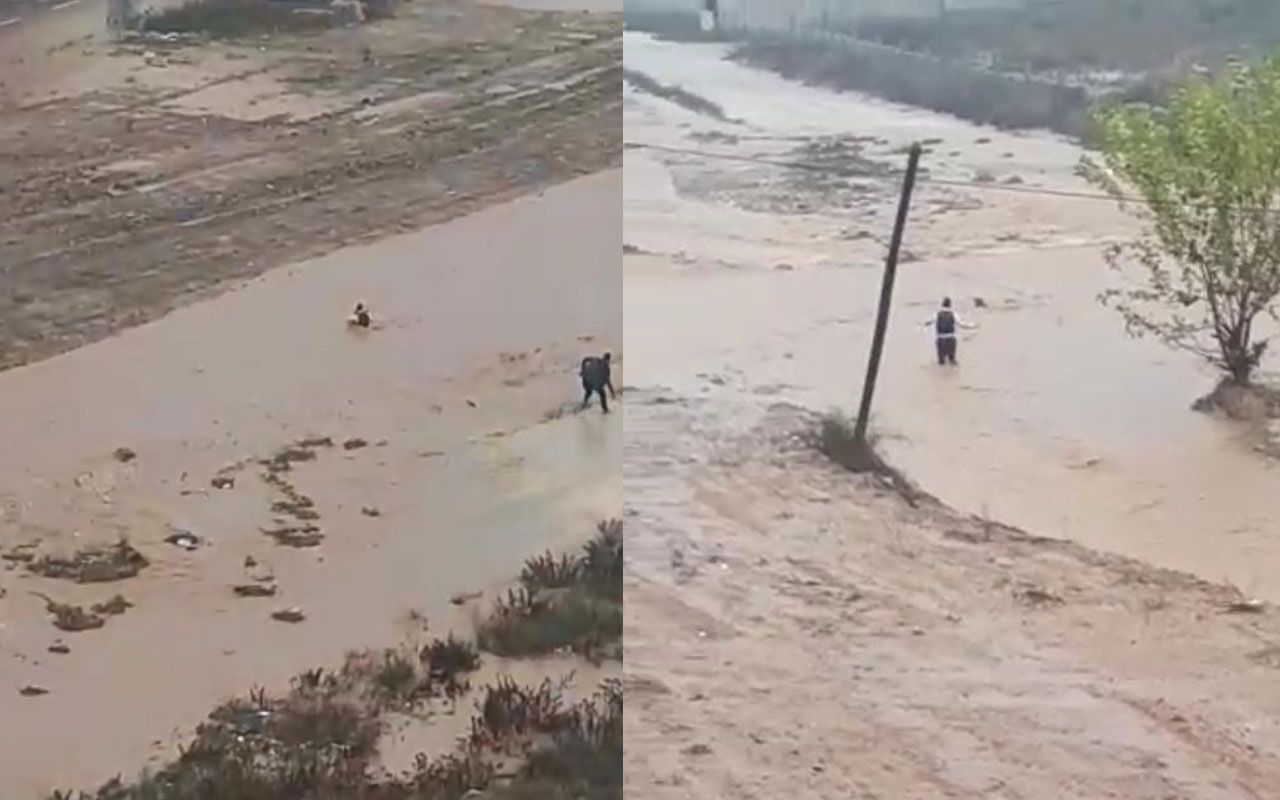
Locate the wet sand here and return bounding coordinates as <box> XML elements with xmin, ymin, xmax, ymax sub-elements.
<box><xmin>0</xmin><ymin>170</ymin><xmax>621</xmax><ymax>796</ymax></box>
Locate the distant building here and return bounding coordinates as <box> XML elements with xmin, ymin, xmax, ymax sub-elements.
<box><xmin>106</xmin><ymin>0</ymin><xmax>138</xmax><ymax>30</ymax></box>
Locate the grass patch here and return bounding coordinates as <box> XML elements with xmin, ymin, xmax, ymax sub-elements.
<box><xmin>28</xmin><ymin>539</ymin><xmax>148</xmax><ymax>583</ymax></box>
<box><xmin>49</xmin><ymin>665</ymin><xmax>621</xmax><ymax>800</ymax></box>
<box><xmin>477</xmin><ymin>521</ymin><xmax>623</xmax><ymax>661</ymax></box>
<box><xmin>140</xmin><ymin>0</ymin><xmax>334</xmax><ymax>39</ymax></box>
<box><xmin>808</xmin><ymin>411</ymin><xmax>926</xmax><ymax>507</ymax></box>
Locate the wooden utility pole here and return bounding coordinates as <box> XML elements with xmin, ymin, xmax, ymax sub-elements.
<box><xmin>853</xmin><ymin>142</ymin><xmax>922</xmax><ymax>445</ymax></box>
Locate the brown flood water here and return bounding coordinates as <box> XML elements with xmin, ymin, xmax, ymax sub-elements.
<box><xmin>623</xmin><ymin>33</ymin><xmax>1280</xmax><ymax>604</ymax></box>
<box><xmin>0</xmin><ymin>170</ymin><xmax>620</xmax><ymax>796</ymax></box>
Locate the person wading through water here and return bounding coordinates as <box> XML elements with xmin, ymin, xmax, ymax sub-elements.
<box><xmin>923</xmin><ymin>297</ymin><xmax>975</xmax><ymax>365</ymax></box>
<box><xmin>580</xmin><ymin>352</ymin><xmax>616</xmax><ymax>414</ymax></box>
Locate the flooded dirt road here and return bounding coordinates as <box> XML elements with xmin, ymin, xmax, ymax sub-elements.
<box><xmin>623</xmin><ymin>32</ymin><xmax>1280</xmax><ymax>798</ymax></box>
<box><xmin>623</xmin><ymin>32</ymin><xmax>1280</xmax><ymax>601</ymax></box>
<box><xmin>0</xmin><ymin>170</ymin><xmax>621</xmax><ymax>796</ymax></box>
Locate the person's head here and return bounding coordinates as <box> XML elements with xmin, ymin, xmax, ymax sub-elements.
<box><xmin>355</xmin><ymin>302</ymin><xmax>366</xmax><ymax>312</ymax></box>
<box><xmin>942</xmin><ymin>297</ymin><xmax>952</xmax><ymax>309</ymax></box>
<box><xmin>603</xmin><ymin>352</ymin><xmax>612</xmax><ymax>363</ymax></box>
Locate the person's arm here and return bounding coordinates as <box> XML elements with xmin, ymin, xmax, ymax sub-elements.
<box><xmin>607</xmin><ymin>369</ymin><xmax>617</xmax><ymax>399</ymax></box>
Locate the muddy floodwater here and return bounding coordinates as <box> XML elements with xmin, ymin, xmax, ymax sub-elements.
<box><xmin>0</xmin><ymin>171</ymin><xmax>621</xmax><ymax>796</ymax></box>
<box><xmin>623</xmin><ymin>33</ymin><xmax>1280</xmax><ymax>601</ymax></box>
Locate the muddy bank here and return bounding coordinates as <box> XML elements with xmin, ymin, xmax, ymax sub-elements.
<box><xmin>0</xmin><ymin>171</ymin><xmax>621</xmax><ymax>797</ymax></box>
<box><xmin>623</xmin><ymin>398</ymin><xmax>1280</xmax><ymax>798</ymax></box>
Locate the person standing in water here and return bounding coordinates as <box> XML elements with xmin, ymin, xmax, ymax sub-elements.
<box><xmin>924</xmin><ymin>297</ymin><xmax>975</xmax><ymax>365</ymax></box>
<box><xmin>580</xmin><ymin>352</ymin><xmax>616</xmax><ymax>414</ymax></box>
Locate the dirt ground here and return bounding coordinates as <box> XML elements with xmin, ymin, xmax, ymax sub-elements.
<box><xmin>624</xmin><ymin>401</ymin><xmax>1280</xmax><ymax>799</ymax></box>
<box><xmin>623</xmin><ymin>32</ymin><xmax>1280</xmax><ymax>797</ymax></box>
<box><xmin>0</xmin><ymin>0</ymin><xmax>620</xmax><ymax>370</ymax></box>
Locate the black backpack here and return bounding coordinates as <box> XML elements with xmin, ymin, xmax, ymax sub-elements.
<box><xmin>935</xmin><ymin>309</ymin><xmax>956</xmax><ymax>336</ymax></box>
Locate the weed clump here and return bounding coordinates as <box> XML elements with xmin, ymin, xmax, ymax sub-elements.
<box><xmin>29</xmin><ymin>540</ymin><xmax>148</xmax><ymax>583</ymax></box>
<box><xmin>810</xmin><ymin>411</ymin><xmax>886</xmax><ymax>473</ymax></box>
<box><xmin>47</xmin><ymin>668</ymin><xmax>622</xmax><ymax>800</ymax></box>
<box><xmin>477</xmin><ymin>521</ymin><xmax>623</xmax><ymax>661</ymax></box>
<box><xmin>808</xmin><ymin>411</ymin><xmax>925</xmax><ymax>506</ymax></box>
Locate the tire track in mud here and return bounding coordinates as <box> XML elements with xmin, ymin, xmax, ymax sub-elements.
<box><xmin>0</xmin><ymin>19</ymin><xmax>621</xmax><ymax>371</ymax></box>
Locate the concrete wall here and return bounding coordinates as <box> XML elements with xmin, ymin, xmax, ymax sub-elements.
<box><xmin>715</xmin><ymin>0</ymin><xmax>1026</xmax><ymax>32</ymax></box>
<box><xmin>623</xmin><ymin>0</ymin><xmax>1029</xmax><ymax>35</ymax></box>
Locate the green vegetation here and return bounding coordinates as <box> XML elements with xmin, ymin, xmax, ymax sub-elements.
<box><xmin>1082</xmin><ymin>56</ymin><xmax>1280</xmax><ymax>386</ymax></box>
<box><xmin>140</xmin><ymin>0</ymin><xmax>332</xmax><ymax>39</ymax></box>
<box><xmin>48</xmin><ymin>640</ymin><xmax>620</xmax><ymax>800</ymax></box>
<box><xmin>477</xmin><ymin>520</ymin><xmax>623</xmax><ymax>661</ymax></box>
<box><xmin>850</xmin><ymin>1</ymin><xmax>1280</xmax><ymax>74</ymax></box>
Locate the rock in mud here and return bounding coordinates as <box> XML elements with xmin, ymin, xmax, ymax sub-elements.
<box><xmin>113</xmin><ymin>447</ymin><xmax>137</xmax><ymax>463</ymax></box>
<box><xmin>48</xmin><ymin>642</ymin><xmax>70</xmax><ymax>655</ymax></box>
<box><xmin>343</xmin><ymin>437</ymin><xmax>369</xmax><ymax>450</ymax></box>
<box><xmin>361</xmin><ymin>506</ymin><xmax>381</xmax><ymax>517</ymax></box>
<box><xmin>19</xmin><ymin>685</ymin><xmax>49</xmax><ymax>697</ymax></box>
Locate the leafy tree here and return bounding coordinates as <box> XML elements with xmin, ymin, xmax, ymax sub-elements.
<box><xmin>1081</xmin><ymin>56</ymin><xmax>1280</xmax><ymax>385</ymax></box>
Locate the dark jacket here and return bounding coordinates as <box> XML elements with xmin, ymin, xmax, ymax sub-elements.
<box><xmin>581</xmin><ymin>357</ymin><xmax>611</xmax><ymax>391</ymax></box>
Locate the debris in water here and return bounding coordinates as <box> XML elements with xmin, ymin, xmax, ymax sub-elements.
<box><xmin>343</xmin><ymin>438</ymin><xmax>369</xmax><ymax>450</ymax></box>
<box><xmin>91</xmin><ymin>594</ymin><xmax>133</xmax><ymax>616</ymax></box>
<box><xmin>48</xmin><ymin>642</ymin><xmax>70</xmax><ymax>655</ymax></box>
<box><xmin>1226</xmin><ymin>598</ymin><xmax>1266</xmax><ymax>614</ymax></box>
<box><xmin>450</xmin><ymin>590</ymin><xmax>483</xmax><ymax>606</ymax></box>
<box><xmin>244</xmin><ymin>555</ymin><xmax>257</xmax><ymax>569</ymax></box>
<box><xmin>211</xmin><ymin>475</ymin><xmax>235</xmax><ymax>489</ymax></box>
<box><xmin>1013</xmin><ymin>583</ymin><xmax>1063</xmax><ymax>607</ymax></box>
<box><xmin>361</xmin><ymin>506</ymin><xmax>381</xmax><ymax>517</ymax></box>
<box><xmin>466</xmin><ymin>399</ymin><xmax>478</xmax><ymax>408</ymax></box>
<box><xmin>233</xmin><ymin>583</ymin><xmax>277</xmax><ymax>598</ymax></box>
<box><xmin>19</xmin><ymin>685</ymin><xmax>49</xmax><ymax>697</ymax></box>
<box><xmin>272</xmin><ymin>607</ymin><xmax>306</xmax><ymax>623</ymax></box>
<box><xmin>31</xmin><ymin>593</ymin><xmax>105</xmax><ymax>632</ymax></box>
<box><xmin>113</xmin><ymin>447</ymin><xmax>137</xmax><ymax>463</ymax></box>
<box><xmin>164</xmin><ymin>529</ymin><xmax>202</xmax><ymax>550</ymax></box>
<box><xmin>262</xmin><ymin>525</ymin><xmax>323</xmax><ymax>548</ymax></box>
